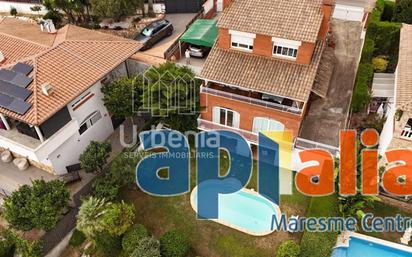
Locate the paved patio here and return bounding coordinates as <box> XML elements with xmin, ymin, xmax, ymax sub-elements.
<box><xmin>299</xmin><ymin>19</ymin><xmax>364</xmax><ymax>147</ymax></box>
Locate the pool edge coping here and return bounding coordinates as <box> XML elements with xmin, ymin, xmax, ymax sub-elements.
<box><xmin>189</xmin><ymin>186</ymin><xmax>282</xmax><ymax>237</ymax></box>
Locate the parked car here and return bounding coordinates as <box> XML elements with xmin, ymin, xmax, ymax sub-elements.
<box><xmin>188</xmin><ymin>44</ymin><xmax>211</xmax><ymax>58</ymax></box>
<box><xmin>135</xmin><ymin>20</ymin><xmax>173</xmax><ymax>50</ymax></box>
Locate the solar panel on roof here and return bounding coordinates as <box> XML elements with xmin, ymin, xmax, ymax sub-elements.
<box><xmin>0</xmin><ymin>69</ymin><xmax>33</xmax><ymax>88</ymax></box>
<box><xmin>0</xmin><ymin>80</ymin><xmax>32</xmax><ymax>100</ymax></box>
<box><xmin>0</xmin><ymin>92</ymin><xmax>32</xmax><ymax>115</ymax></box>
<box><xmin>11</xmin><ymin>63</ymin><xmax>33</xmax><ymax>76</ymax></box>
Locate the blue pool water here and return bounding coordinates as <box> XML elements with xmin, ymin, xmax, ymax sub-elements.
<box><xmin>332</xmin><ymin>237</ymin><xmax>412</xmax><ymax>257</ymax></box>
<box><xmin>191</xmin><ymin>181</ymin><xmax>280</xmax><ymax>235</ymax></box>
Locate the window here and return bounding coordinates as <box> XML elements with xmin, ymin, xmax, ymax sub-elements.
<box><xmin>273</xmin><ymin>45</ymin><xmax>298</xmax><ymax>58</ymax></box>
<box><xmin>213</xmin><ymin>107</ymin><xmax>240</xmax><ymax>128</ymax></box>
<box><xmin>78</xmin><ymin>111</ymin><xmax>102</xmax><ymax>135</ymax></box>
<box><xmin>252</xmin><ymin>117</ymin><xmax>284</xmax><ymax>133</ymax></box>
<box><xmin>230</xmin><ymin>31</ymin><xmax>255</xmax><ymax>51</ymax></box>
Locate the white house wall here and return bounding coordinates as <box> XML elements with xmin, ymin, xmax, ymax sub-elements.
<box><xmin>0</xmin><ymin>1</ymin><xmax>47</xmax><ymax>14</ymax></box>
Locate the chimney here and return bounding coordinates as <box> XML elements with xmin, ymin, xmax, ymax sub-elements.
<box><xmin>41</xmin><ymin>82</ymin><xmax>53</xmax><ymax>96</ymax></box>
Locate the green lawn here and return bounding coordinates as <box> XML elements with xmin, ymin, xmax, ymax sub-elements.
<box><xmin>121</xmin><ymin>149</ymin><xmax>311</xmax><ymax>257</ymax></box>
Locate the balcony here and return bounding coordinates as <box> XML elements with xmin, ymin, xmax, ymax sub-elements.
<box><xmin>198</xmin><ymin>118</ymin><xmax>258</xmax><ymax>144</ymax></box>
<box><xmin>201</xmin><ymin>86</ymin><xmax>303</xmax><ymax>115</ymax></box>
<box><xmin>401</xmin><ymin>127</ymin><xmax>412</xmax><ymax>141</ymax></box>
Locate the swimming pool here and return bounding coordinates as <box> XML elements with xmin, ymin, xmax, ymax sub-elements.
<box><xmin>190</xmin><ymin>180</ymin><xmax>281</xmax><ymax>236</ymax></box>
<box><xmin>332</xmin><ymin>233</ymin><xmax>412</xmax><ymax>257</ymax></box>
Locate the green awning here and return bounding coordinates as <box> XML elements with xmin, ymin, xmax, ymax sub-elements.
<box><xmin>180</xmin><ymin>19</ymin><xmax>218</xmax><ymax>48</ymax></box>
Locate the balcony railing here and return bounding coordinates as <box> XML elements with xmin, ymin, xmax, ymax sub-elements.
<box><xmin>201</xmin><ymin>86</ymin><xmax>303</xmax><ymax>115</ymax></box>
<box><xmin>401</xmin><ymin>127</ymin><xmax>412</xmax><ymax>140</ymax></box>
<box><xmin>198</xmin><ymin>118</ymin><xmax>258</xmax><ymax>143</ymax></box>
<box><xmin>198</xmin><ymin>118</ymin><xmax>340</xmax><ymax>156</ymax></box>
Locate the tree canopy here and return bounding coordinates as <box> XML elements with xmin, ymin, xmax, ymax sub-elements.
<box><xmin>90</xmin><ymin>0</ymin><xmax>143</xmax><ymax>22</ymax></box>
<box><xmin>80</xmin><ymin>141</ymin><xmax>112</xmax><ymax>173</ymax></box>
<box><xmin>3</xmin><ymin>180</ymin><xmax>69</xmax><ymax>231</ymax></box>
<box><xmin>393</xmin><ymin>0</ymin><xmax>412</xmax><ymax>24</ymax></box>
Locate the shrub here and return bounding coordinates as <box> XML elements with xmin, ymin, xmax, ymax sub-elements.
<box><xmin>80</xmin><ymin>141</ymin><xmax>112</xmax><ymax>173</ymax></box>
<box><xmin>276</xmin><ymin>241</ymin><xmax>300</xmax><ymax>257</ymax></box>
<box><xmin>131</xmin><ymin>237</ymin><xmax>161</xmax><ymax>257</ymax></box>
<box><xmin>160</xmin><ymin>230</ymin><xmax>190</xmax><ymax>257</ymax></box>
<box><xmin>351</xmin><ymin>63</ymin><xmax>373</xmax><ymax>113</ymax></box>
<box><xmin>43</xmin><ymin>10</ymin><xmax>62</xmax><ymax>28</ymax></box>
<box><xmin>102</xmin><ymin>201</ymin><xmax>135</xmax><ymax>236</ymax></box>
<box><xmin>360</xmin><ymin>38</ymin><xmax>375</xmax><ymax>64</ymax></box>
<box><xmin>94</xmin><ymin>232</ymin><xmax>122</xmax><ymax>257</ymax></box>
<box><xmin>0</xmin><ymin>231</ymin><xmax>15</xmax><ymax>257</ymax></box>
<box><xmin>10</xmin><ymin>7</ymin><xmax>17</xmax><ymax>16</ymax></box>
<box><xmin>382</xmin><ymin>0</ymin><xmax>395</xmax><ymax>21</ymax></box>
<box><xmin>393</xmin><ymin>0</ymin><xmax>412</xmax><ymax>24</ymax></box>
<box><xmin>69</xmin><ymin>229</ymin><xmax>86</xmax><ymax>247</ymax></box>
<box><xmin>3</xmin><ymin>180</ymin><xmax>69</xmax><ymax>231</ymax></box>
<box><xmin>13</xmin><ymin>237</ymin><xmax>43</xmax><ymax>257</ymax></box>
<box><xmin>92</xmin><ymin>175</ymin><xmax>120</xmax><ymax>201</ymax></box>
<box><xmin>76</xmin><ymin>197</ymin><xmax>108</xmax><ymax>238</ymax></box>
<box><xmin>122</xmin><ymin>224</ymin><xmax>149</xmax><ymax>254</ymax></box>
<box><xmin>372</xmin><ymin>56</ymin><xmax>389</xmax><ymax>72</ymax></box>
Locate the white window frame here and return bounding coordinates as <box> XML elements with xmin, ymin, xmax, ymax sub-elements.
<box><xmin>213</xmin><ymin>107</ymin><xmax>240</xmax><ymax>128</ymax></box>
<box><xmin>252</xmin><ymin>117</ymin><xmax>285</xmax><ymax>134</ymax></box>
<box><xmin>79</xmin><ymin>111</ymin><xmax>102</xmax><ymax>135</ymax></box>
<box><xmin>272</xmin><ymin>37</ymin><xmax>301</xmax><ymax>60</ymax></box>
<box><xmin>229</xmin><ymin>30</ymin><xmax>256</xmax><ymax>52</ymax></box>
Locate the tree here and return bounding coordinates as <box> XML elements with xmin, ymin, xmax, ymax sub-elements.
<box><xmin>160</xmin><ymin>230</ymin><xmax>190</xmax><ymax>257</ymax></box>
<box><xmin>393</xmin><ymin>0</ymin><xmax>412</xmax><ymax>24</ymax></box>
<box><xmin>141</xmin><ymin>62</ymin><xmax>200</xmax><ymax>132</ymax></box>
<box><xmin>43</xmin><ymin>0</ymin><xmax>91</xmax><ymax>24</ymax></box>
<box><xmin>148</xmin><ymin>0</ymin><xmax>155</xmax><ymax>17</ymax></box>
<box><xmin>101</xmin><ymin>76</ymin><xmax>143</xmax><ymax>122</ymax></box>
<box><xmin>80</xmin><ymin>141</ymin><xmax>112</xmax><ymax>173</ymax></box>
<box><xmin>3</xmin><ymin>180</ymin><xmax>69</xmax><ymax>231</ymax></box>
<box><xmin>102</xmin><ymin>201</ymin><xmax>135</xmax><ymax>236</ymax></box>
<box><xmin>10</xmin><ymin>7</ymin><xmax>17</xmax><ymax>16</ymax></box>
<box><xmin>122</xmin><ymin>224</ymin><xmax>149</xmax><ymax>254</ymax></box>
<box><xmin>131</xmin><ymin>237</ymin><xmax>161</xmax><ymax>257</ymax></box>
<box><xmin>276</xmin><ymin>241</ymin><xmax>300</xmax><ymax>257</ymax></box>
<box><xmin>76</xmin><ymin>197</ymin><xmax>108</xmax><ymax>238</ymax></box>
<box><xmin>90</xmin><ymin>0</ymin><xmax>142</xmax><ymax>22</ymax></box>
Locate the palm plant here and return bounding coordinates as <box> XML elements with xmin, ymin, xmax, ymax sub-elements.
<box><xmin>76</xmin><ymin>197</ymin><xmax>109</xmax><ymax>238</ymax></box>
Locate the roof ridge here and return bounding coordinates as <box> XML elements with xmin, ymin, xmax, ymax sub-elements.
<box><xmin>63</xmin><ymin>39</ymin><xmax>139</xmax><ymax>44</ymax></box>
<box><xmin>31</xmin><ymin>56</ymin><xmax>40</xmax><ymax>125</ymax></box>
<box><xmin>66</xmin><ymin>24</ymin><xmax>133</xmax><ymax>41</ymax></box>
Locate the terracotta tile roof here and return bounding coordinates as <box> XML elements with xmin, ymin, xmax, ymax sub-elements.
<box><xmin>218</xmin><ymin>0</ymin><xmax>324</xmax><ymax>43</ymax></box>
<box><xmin>396</xmin><ymin>24</ymin><xmax>412</xmax><ymax>112</ymax></box>
<box><xmin>0</xmin><ymin>17</ymin><xmax>142</xmax><ymax>125</ymax></box>
<box><xmin>0</xmin><ymin>17</ymin><xmax>57</xmax><ymax>46</ymax></box>
<box><xmin>0</xmin><ymin>33</ymin><xmax>48</xmax><ymax>66</ymax></box>
<box><xmin>200</xmin><ymin>42</ymin><xmax>325</xmax><ymax>102</ymax></box>
<box><xmin>312</xmin><ymin>47</ymin><xmax>335</xmax><ymax>98</ymax></box>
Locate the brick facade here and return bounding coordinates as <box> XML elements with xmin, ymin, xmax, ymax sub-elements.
<box><xmin>200</xmin><ymin>93</ymin><xmax>303</xmax><ymax>138</ymax></box>
<box><xmin>296</xmin><ymin>42</ymin><xmax>316</xmax><ymax>65</ymax></box>
<box><xmin>253</xmin><ymin>34</ymin><xmax>272</xmax><ymax>57</ymax></box>
<box><xmin>217</xmin><ymin>28</ymin><xmax>231</xmax><ymax>49</ymax></box>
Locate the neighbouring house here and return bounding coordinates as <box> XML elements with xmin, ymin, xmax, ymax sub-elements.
<box><xmin>197</xmin><ymin>0</ymin><xmax>335</xmax><ymax>147</ymax></box>
<box><xmin>379</xmin><ymin>24</ymin><xmax>412</xmax><ymax>156</ymax></box>
<box><xmin>0</xmin><ymin>17</ymin><xmax>142</xmax><ymax>175</ymax></box>
<box><xmin>0</xmin><ymin>0</ymin><xmax>46</xmax><ymax>15</ymax></box>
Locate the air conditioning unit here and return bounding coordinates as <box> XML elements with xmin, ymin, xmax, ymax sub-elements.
<box><xmin>41</xmin><ymin>82</ymin><xmax>53</xmax><ymax>96</ymax></box>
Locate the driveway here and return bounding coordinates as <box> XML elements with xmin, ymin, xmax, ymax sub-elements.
<box><xmin>299</xmin><ymin>19</ymin><xmax>364</xmax><ymax>147</ymax></box>
<box><xmin>142</xmin><ymin>13</ymin><xmax>198</xmax><ymax>58</ymax></box>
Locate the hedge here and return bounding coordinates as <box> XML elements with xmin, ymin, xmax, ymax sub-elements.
<box><xmin>122</xmin><ymin>224</ymin><xmax>149</xmax><ymax>254</ymax></box>
<box><xmin>160</xmin><ymin>230</ymin><xmax>190</xmax><ymax>257</ymax></box>
<box><xmin>351</xmin><ymin>63</ymin><xmax>374</xmax><ymax>112</ymax></box>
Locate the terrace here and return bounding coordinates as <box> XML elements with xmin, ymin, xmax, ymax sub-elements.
<box><xmin>201</xmin><ymin>83</ymin><xmax>304</xmax><ymax>115</ymax></box>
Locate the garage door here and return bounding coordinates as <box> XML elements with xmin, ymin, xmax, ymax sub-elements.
<box><xmin>333</xmin><ymin>4</ymin><xmax>364</xmax><ymax>22</ymax></box>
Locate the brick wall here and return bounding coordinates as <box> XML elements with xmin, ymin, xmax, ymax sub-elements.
<box><xmin>318</xmin><ymin>2</ymin><xmax>333</xmax><ymax>40</ymax></box>
<box><xmin>217</xmin><ymin>28</ymin><xmax>231</xmax><ymax>49</ymax></box>
<box><xmin>200</xmin><ymin>93</ymin><xmax>303</xmax><ymax>138</ymax></box>
<box><xmin>296</xmin><ymin>42</ymin><xmax>315</xmax><ymax>65</ymax></box>
<box><xmin>253</xmin><ymin>34</ymin><xmax>272</xmax><ymax>57</ymax></box>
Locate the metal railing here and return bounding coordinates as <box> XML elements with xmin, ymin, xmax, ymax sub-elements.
<box><xmin>401</xmin><ymin>128</ymin><xmax>412</xmax><ymax>140</ymax></box>
<box><xmin>294</xmin><ymin>137</ymin><xmax>340</xmax><ymax>156</ymax></box>
<box><xmin>201</xmin><ymin>87</ymin><xmax>303</xmax><ymax>115</ymax></box>
<box><xmin>197</xmin><ymin>118</ymin><xmax>258</xmax><ymax>143</ymax></box>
